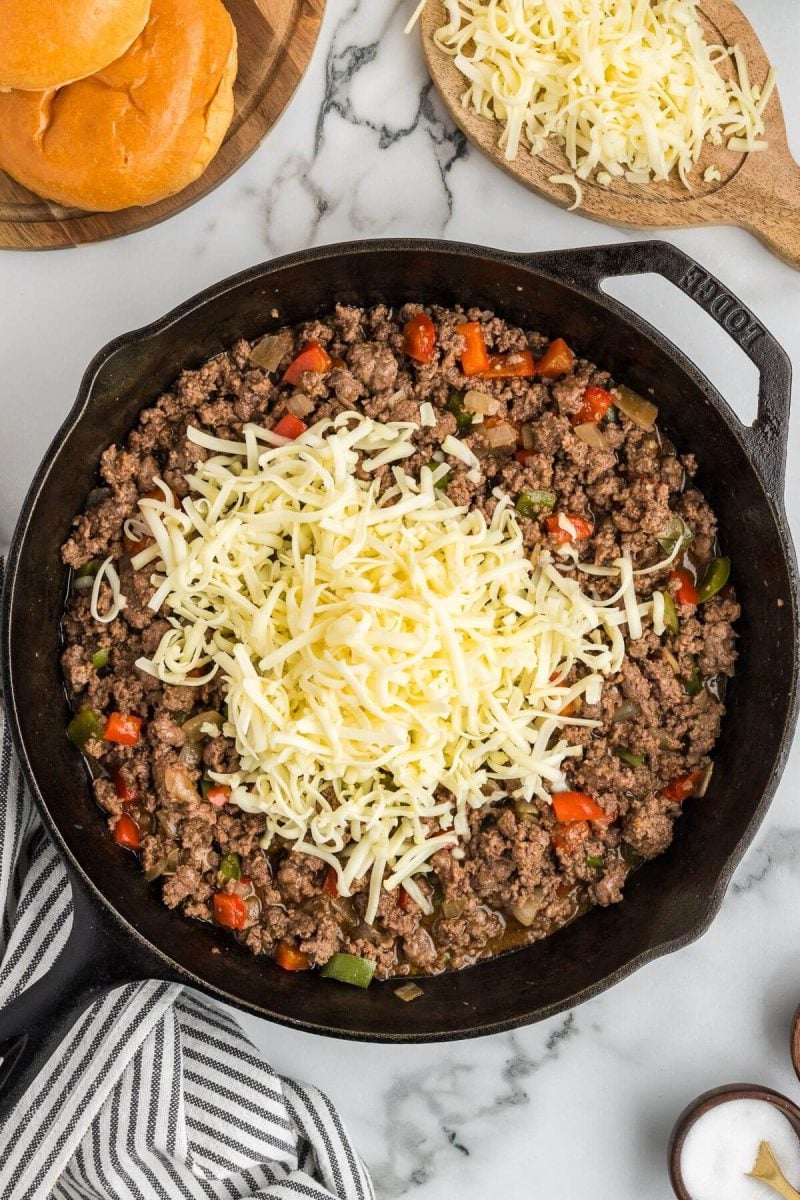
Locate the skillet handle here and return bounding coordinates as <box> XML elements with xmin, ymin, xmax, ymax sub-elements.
<box><xmin>0</xmin><ymin>867</ymin><xmax>166</xmax><ymax>1126</ymax></box>
<box><xmin>527</xmin><ymin>239</ymin><xmax>792</xmax><ymax>495</ymax></box>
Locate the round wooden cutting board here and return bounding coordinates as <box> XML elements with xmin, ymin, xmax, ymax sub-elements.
<box><xmin>0</xmin><ymin>0</ymin><xmax>325</xmax><ymax>250</ymax></box>
<box><xmin>422</xmin><ymin>0</ymin><xmax>800</xmax><ymax>269</ymax></box>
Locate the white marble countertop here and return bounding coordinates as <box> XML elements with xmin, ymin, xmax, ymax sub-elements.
<box><xmin>2</xmin><ymin>1</ymin><xmax>800</xmax><ymax>1195</ymax></box>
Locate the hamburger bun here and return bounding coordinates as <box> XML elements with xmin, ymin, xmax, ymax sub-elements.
<box><xmin>0</xmin><ymin>0</ymin><xmax>152</xmax><ymax>92</ymax></box>
<box><xmin>0</xmin><ymin>0</ymin><xmax>238</xmax><ymax>212</ymax></box>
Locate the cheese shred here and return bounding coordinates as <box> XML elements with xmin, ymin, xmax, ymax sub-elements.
<box><xmin>135</xmin><ymin>413</ymin><xmax>648</xmax><ymax>917</ymax></box>
<box><xmin>429</xmin><ymin>0</ymin><xmax>774</xmax><ymax>188</ymax></box>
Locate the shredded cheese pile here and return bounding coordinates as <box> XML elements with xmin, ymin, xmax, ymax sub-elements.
<box><xmin>133</xmin><ymin>414</ymin><xmax>648</xmax><ymax>921</ymax></box>
<box><xmin>423</xmin><ymin>0</ymin><xmax>775</xmax><ymax>187</ymax></box>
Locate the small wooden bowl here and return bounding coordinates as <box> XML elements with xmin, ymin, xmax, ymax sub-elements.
<box><xmin>790</xmin><ymin>1004</ymin><xmax>800</xmax><ymax>1082</ymax></box>
<box><xmin>668</xmin><ymin>1083</ymin><xmax>800</xmax><ymax>1199</ymax></box>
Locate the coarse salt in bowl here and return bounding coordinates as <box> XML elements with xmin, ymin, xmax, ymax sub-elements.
<box><xmin>679</xmin><ymin>1097</ymin><xmax>800</xmax><ymax>1200</ymax></box>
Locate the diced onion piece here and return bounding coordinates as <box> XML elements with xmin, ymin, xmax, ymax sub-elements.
<box><xmin>483</xmin><ymin>421</ymin><xmax>518</xmax><ymax>450</ymax></box>
<box><xmin>463</xmin><ymin>389</ymin><xmax>501</xmax><ymax>416</ymax></box>
<box><xmin>510</xmin><ymin>892</ymin><xmax>543</xmax><ymax>926</ymax></box>
<box><xmin>662</xmin><ymin>647</ymin><xmax>681</xmax><ymax>674</ymax></box>
<box><xmin>250</xmin><ymin>331</ymin><xmax>293</xmax><ymax>372</ymax></box>
<box><xmin>612</xmin><ymin>386</ymin><xmax>658</xmax><ymax>431</ymax></box>
<box><xmin>611</xmin><ymin>700</ymin><xmax>641</xmax><ymax>724</ymax></box>
<box><xmin>181</xmin><ymin>710</ymin><xmax>225</xmax><ymax>742</ymax></box>
<box><xmin>286</xmin><ymin>393</ymin><xmax>316</xmax><ymax>418</ymax></box>
<box><xmin>178</xmin><ymin>741</ymin><xmax>203</xmax><ymax>768</ymax></box>
<box><xmin>573</xmin><ymin>422</ymin><xmax>610</xmax><ymax>451</ymax></box>
<box><xmin>394</xmin><ymin>982</ymin><xmax>424</xmax><ymax>1002</ymax></box>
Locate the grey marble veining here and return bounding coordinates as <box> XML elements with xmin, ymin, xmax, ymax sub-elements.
<box><xmin>1</xmin><ymin>1</ymin><xmax>800</xmax><ymax>1196</ymax></box>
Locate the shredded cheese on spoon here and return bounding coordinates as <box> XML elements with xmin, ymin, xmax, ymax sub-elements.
<box><xmin>425</xmin><ymin>0</ymin><xmax>775</xmax><ymax>188</ymax></box>
<box><xmin>135</xmin><ymin>413</ymin><xmax>645</xmax><ymax>921</ymax></box>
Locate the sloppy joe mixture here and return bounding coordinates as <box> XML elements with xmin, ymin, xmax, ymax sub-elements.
<box><xmin>60</xmin><ymin>302</ymin><xmax>737</xmax><ymax>986</ymax></box>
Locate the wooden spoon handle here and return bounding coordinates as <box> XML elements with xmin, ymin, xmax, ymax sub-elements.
<box><xmin>738</xmin><ymin>159</ymin><xmax>800</xmax><ymax>270</ymax></box>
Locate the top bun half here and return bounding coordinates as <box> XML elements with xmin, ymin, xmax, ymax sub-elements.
<box><xmin>0</xmin><ymin>0</ymin><xmax>152</xmax><ymax>91</ymax></box>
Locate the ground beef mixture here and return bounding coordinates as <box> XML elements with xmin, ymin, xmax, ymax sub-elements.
<box><xmin>60</xmin><ymin>302</ymin><xmax>738</xmax><ymax>981</ymax></box>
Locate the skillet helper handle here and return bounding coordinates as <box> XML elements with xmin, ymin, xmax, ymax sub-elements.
<box><xmin>530</xmin><ymin>239</ymin><xmax>792</xmax><ymax>495</ymax></box>
<box><xmin>0</xmin><ymin>871</ymin><xmax>147</xmax><ymax>1125</ymax></box>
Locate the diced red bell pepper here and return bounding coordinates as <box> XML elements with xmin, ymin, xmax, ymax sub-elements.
<box><xmin>552</xmin><ymin>792</ymin><xmax>610</xmax><ymax>823</ymax></box>
<box><xmin>113</xmin><ymin>812</ymin><xmax>141</xmax><ymax>850</ymax></box>
<box><xmin>206</xmin><ymin>785</ymin><xmax>231</xmax><ymax>808</ymax></box>
<box><xmin>112</xmin><ymin>768</ymin><xmax>137</xmax><ymax>804</ymax></box>
<box><xmin>275</xmin><ymin>940</ymin><xmax>312</xmax><ymax>971</ymax></box>
<box><xmin>323</xmin><ymin>866</ymin><xmax>339</xmax><ymax>898</ymax></box>
<box><xmin>104</xmin><ymin>712</ymin><xmax>143</xmax><ymax>746</ymax></box>
<box><xmin>573</xmin><ymin>386</ymin><xmax>614</xmax><ymax>425</ymax></box>
<box><xmin>560</xmin><ymin>699</ymin><xmax>577</xmax><ymax>717</ymax></box>
<box><xmin>662</xmin><ymin>769</ymin><xmax>705</xmax><ymax>803</ymax></box>
<box><xmin>403</xmin><ymin>313</ymin><xmax>436</xmax><ymax>364</ymax></box>
<box><xmin>123</xmin><ymin>531</ymin><xmax>154</xmax><ymax>556</ymax></box>
<box><xmin>483</xmin><ymin>350</ymin><xmax>536</xmax><ymax>379</ymax></box>
<box><xmin>537</xmin><ymin>338</ymin><xmax>575</xmax><ymax>378</ymax></box>
<box><xmin>142</xmin><ymin>487</ymin><xmax>177</xmax><ymax>506</ymax></box>
<box><xmin>272</xmin><ymin>412</ymin><xmax>308</xmax><ymax>440</ymax></box>
<box><xmin>282</xmin><ymin>341</ymin><xmax>332</xmax><ymax>386</ymax></box>
<box><xmin>398</xmin><ymin>886</ymin><xmax>413</xmax><ymax>912</ymax></box>
<box><xmin>670</xmin><ymin>568</ymin><xmax>699</xmax><ymax>606</ymax></box>
<box><xmin>515</xmin><ymin>448</ymin><xmax>538</xmax><ymax>465</ymax></box>
<box><xmin>213</xmin><ymin>892</ymin><xmax>248</xmax><ymax>930</ymax></box>
<box><xmin>545</xmin><ymin>512</ymin><xmax>593</xmax><ymax>544</ymax></box>
<box><xmin>456</xmin><ymin>322</ymin><xmax>491</xmax><ymax>376</ymax></box>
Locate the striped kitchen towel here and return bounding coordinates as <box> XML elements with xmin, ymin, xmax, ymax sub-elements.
<box><xmin>0</xmin><ymin>709</ymin><xmax>375</xmax><ymax>1200</ymax></box>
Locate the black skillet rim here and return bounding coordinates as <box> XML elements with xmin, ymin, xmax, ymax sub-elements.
<box><xmin>1</xmin><ymin>237</ymin><xmax>798</xmax><ymax>1042</ymax></box>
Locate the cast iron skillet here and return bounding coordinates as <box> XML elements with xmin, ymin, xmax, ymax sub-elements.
<box><xmin>0</xmin><ymin>239</ymin><xmax>797</xmax><ymax>1121</ymax></box>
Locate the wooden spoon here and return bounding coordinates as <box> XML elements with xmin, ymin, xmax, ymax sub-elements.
<box><xmin>749</xmin><ymin>1141</ymin><xmax>800</xmax><ymax>1200</ymax></box>
<box><xmin>421</xmin><ymin>0</ymin><xmax>800</xmax><ymax>269</ymax></box>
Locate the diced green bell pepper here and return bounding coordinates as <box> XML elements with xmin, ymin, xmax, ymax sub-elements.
<box><xmin>697</xmin><ymin>556</ymin><xmax>730</xmax><ymax>603</ymax></box>
<box><xmin>585</xmin><ymin>855</ymin><xmax>604</xmax><ymax>869</ymax></box>
<box><xmin>446</xmin><ymin>390</ymin><xmax>474</xmax><ymax>436</ymax></box>
<box><xmin>92</xmin><ymin>649</ymin><xmax>109</xmax><ymax>670</ymax></box>
<box><xmin>515</xmin><ymin>490</ymin><xmax>557</xmax><ymax>519</ymax></box>
<box><xmin>622</xmin><ymin>844</ymin><xmax>645</xmax><ymax>869</ymax></box>
<box><xmin>321</xmin><ymin>952</ymin><xmax>376</xmax><ymax>989</ymax></box>
<box><xmin>684</xmin><ymin>664</ymin><xmax>703</xmax><ymax>696</ymax></box>
<box><xmin>657</xmin><ymin>515</ymin><xmax>693</xmax><ymax>557</ymax></box>
<box><xmin>66</xmin><ymin>706</ymin><xmax>105</xmax><ymax>752</ymax></box>
<box><xmin>662</xmin><ymin>590</ymin><xmax>679</xmax><ymax>636</ymax></box>
<box><xmin>614</xmin><ymin>748</ymin><xmax>645</xmax><ymax>768</ymax></box>
<box><xmin>219</xmin><ymin>852</ymin><xmax>242</xmax><ymax>883</ymax></box>
<box><xmin>74</xmin><ymin>560</ymin><xmax>100</xmax><ymax>580</ymax></box>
